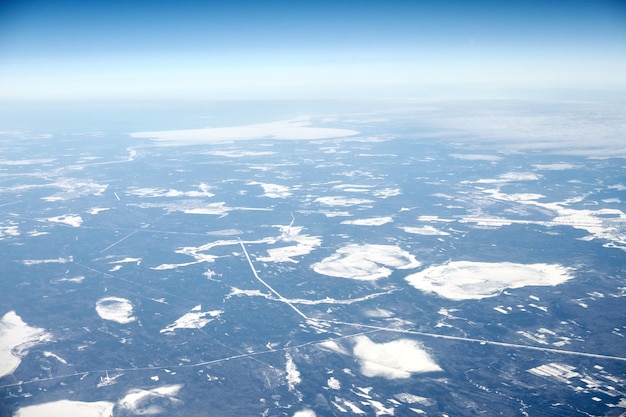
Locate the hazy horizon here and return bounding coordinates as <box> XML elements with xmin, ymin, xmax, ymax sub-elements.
<box><xmin>1</xmin><ymin>0</ymin><xmax>625</xmax><ymax>102</ymax></box>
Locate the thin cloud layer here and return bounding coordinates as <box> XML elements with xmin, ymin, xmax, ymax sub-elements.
<box><xmin>130</xmin><ymin>120</ymin><xmax>358</xmax><ymax>145</ymax></box>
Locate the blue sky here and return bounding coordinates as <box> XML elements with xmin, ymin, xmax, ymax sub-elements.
<box><xmin>1</xmin><ymin>0</ymin><xmax>625</xmax><ymax>101</ymax></box>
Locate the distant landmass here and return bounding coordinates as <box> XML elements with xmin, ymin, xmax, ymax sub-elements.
<box><xmin>1</xmin><ymin>100</ymin><xmax>625</xmax><ymax>416</ymax></box>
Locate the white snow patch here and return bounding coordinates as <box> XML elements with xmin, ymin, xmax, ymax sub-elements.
<box><xmin>95</xmin><ymin>297</ymin><xmax>136</xmax><ymax>324</ymax></box>
<box><xmin>14</xmin><ymin>400</ymin><xmax>115</xmax><ymax>417</ymax></box>
<box><xmin>0</xmin><ymin>223</ymin><xmax>19</xmax><ymax>239</ymax></box>
<box><xmin>363</xmin><ymin>308</ymin><xmax>394</xmax><ymax>318</ymax></box>
<box><xmin>321</xmin><ymin>210</ymin><xmax>352</xmax><ymax>217</ymax></box>
<box><xmin>110</xmin><ymin>257</ymin><xmax>142</xmax><ymax>265</ymax></box>
<box><xmin>43</xmin><ymin>351</ymin><xmax>67</xmax><ymax>364</ymax></box>
<box><xmin>227</xmin><ymin>287</ymin><xmax>268</xmax><ymax>298</ymax></box>
<box><xmin>333</xmin><ymin>183</ymin><xmax>374</xmax><ymax>192</ymax></box>
<box><xmin>38</xmin><ymin>178</ymin><xmax>108</xmax><ymax>202</ymax></box>
<box><xmin>184</xmin><ymin>203</ymin><xmax>235</xmax><ymax>216</ymax></box>
<box><xmin>475</xmin><ymin>172</ymin><xmax>540</xmax><ymax>184</ymax></box>
<box><xmin>285</xmin><ymin>352</ymin><xmax>301</xmax><ymax>391</ymax></box>
<box><xmin>333</xmin><ymin>397</ymin><xmax>366</xmax><ymax>414</ymax></box>
<box><xmin>44</xmin><ymin>214</ymin><xmax>83</xmax><ymax>227</ymax></box>
<box><xmin>341</xmin><ymin>216</ymin><xmax>393</xmax><ymax>226</ymax></box>
<box><xmin>160</xmin><ymin>309</ymin><xmax>222</xmax><ymax>334</ymax></box>
<box><xmin>27</xmin><ymin>230</ymin><xmax>49</xmax><ymax>237</ymax></box>
<box><xmin>352</xmin><ymin>336</ymin><xmax>442</xmax><ymax>379</ymax></box>
<box><xmin>203</xmin><ymin>150</ymin><xmax>276</xmax><ymax>158</ymax></box>
<box><xmin>249</xmin><ymin>181</ymin><xmax>293</xmax><ymax>198</ymax></box>
<box><xmin>0</xmin><ymin>311</ymin><xmax>53</xmax><ymax>378</ymax></box>
<box><xmin>0</xmin><ymin>158</ymin><xmax>55</xmax><ymax>165</ymax></box>
<box><xmin>400</xmin><ymin>226</ymin><xmax>449</xmax><ymax>236</ymax></box>
<box><xmin>406</xmin><ymin>261</ymin><xmax>573</xmax><ymax>300</ymax></box>
<box><xmin>366</xmin><ymin>400</ymin><xmax>395</xmax><ymax>416</ymax></box>
<box><xmin>373</xmin><ymin>188</ymin><xmax>401</xmax><ymax>198</ymax></box>
<box><xmin>88</xmin><ymin>207</ymin><xmax>110</xmax><ymax>215</ymax></box>
<box><xmin>54</xmin><ymin>276</ymin><xmax>85</xmax><ymax>283</ymax></box>
<box><xmin>312</xmin><ymin>244</ymin><xmax>421</xmax><ymax>281</ymax></box>
<box><xmin>528</xmin><ymin>363</ymin><xmax>580</xmax><ymax>381</ymax></box>
<box><xmin>127</xmin><ymin>184</ymin><xmax>214</xmax><ymax>198</ymax></box>
<box><xmin>150</xmin><ymin>262</ymin><xmax>198</xmax><ymax>270</ymax></box>
<box><xmin>394</xmin><ymin>393</ymin><xmax>431</xmax><ymax>405</ymax></box>
<box><xmin>318</xmin><ymin>340</ymin><xmax>350</xmax><ymax>355</ymax></box>
<box><xmin>450</xmin><ymin>153</ymin><xmax>502</xmax><ymax>161</ymax></box>
<box><xmin>315</xmin><ymin>196</ymin><xmax>374</xmax><ymax>207</ymax></box>
<box><xmin>532</xmin><ymin>163</ymin><xmax>580</xmax><ymax>170</ymax></box>
<box><xmin>22</xmin><ymin>256</ymin><xmax>73</xmax><ymax>266</ymax></box>
<box><xmin>257</xmin><ymin>225</ymin><xmax>321</xmax><ymax>263</ymax></box>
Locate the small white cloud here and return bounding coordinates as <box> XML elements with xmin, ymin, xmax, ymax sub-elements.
<box><xmin>327</xmin><ymin>377</ymin><xmax>341</xmax><ymax>390</ymax></box>
<box><xmin>312</xmin><ymin>244</ymin><xmax>421</xmax><ymax>281</ymax></box>
<box><xmin>118</xmin><ymin>384</ymin><xmax>183</xmax><ymax>415</ymax></box>
<box><xmin>352</xmin><ymin>336</ymin><xmax>442</xmax><ymax>379</ymax></box>
<box><xmin>95</xmin><ymin>297</ymin><xmax>136</xmax><ymax>324</ymax></box>
<box><xmin>249</xmin><ymin>181</ymin><xmax>293</xmax><ymax>198</ymax></box>
<box><xmin>293</xmin><ymin>409</ymin><xmax>316</xmax><ymax>417</ymax></box>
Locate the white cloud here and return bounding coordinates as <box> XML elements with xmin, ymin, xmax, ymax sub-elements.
<box><xmin>118</xmin><ymin>384</ymin><xmax>183</xmax><ymax>415</ymax></box>
<box><xmin>420</xmin><ymin>101</ymin><xmax>626</xmax><ymax>157</ymax></box>
<box><xmin>293</xmin><ymin>409</ymin><xmax>316</xmax><ymax>417</ymax></box>
<box><xmin>327</xmin><ymin>377</ymin><xmax>341</xmax><ymax>390</ymax></box>
<box><xmin>312</xmin><ymin>244</ymin><xmax>421</xmax><ymax>281</ymax></box>
<box><xmin>249</xmin><ymin>181</ymin><xmax>293</xmax><ymax>198</ymax></box>
<box><xmin>352</xmin><ymin>336</ymin><xmax>442</xmax><ymax>379</ymax></box>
